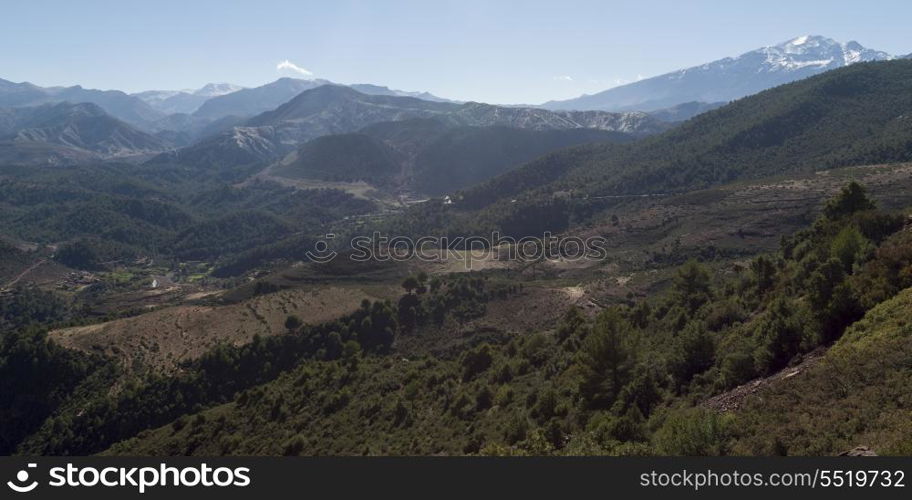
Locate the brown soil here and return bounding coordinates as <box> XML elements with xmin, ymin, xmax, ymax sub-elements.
<box><xmin>49</xmin><ymin>285</ymin><xmax>385</xmax><ymax>373</ymax></box>
<box><xmin>703</xmin><ymin>347</ymin><xmax>828</xmax><ymax>413</ymax></box>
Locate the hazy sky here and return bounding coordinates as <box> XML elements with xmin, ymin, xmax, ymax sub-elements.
<box><xmin>3</xmin><ymin>0</ymin><xmax>911</xmax><ymax>104</ymax></box>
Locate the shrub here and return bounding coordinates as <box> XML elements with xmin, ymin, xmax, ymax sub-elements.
<box><xmin>461</xmin><ymin>344</ymin><xmax>494</xmax><ymax>381</ymax></box>
<box><xmin>653</xmin><ymin>408</ymin><xmax>732</xmax><ymax>455</ymax></box>
<box><xmin>576</xmin><ymin>309</ymin><xmax>634</xmax><ymax>409</ymax></box>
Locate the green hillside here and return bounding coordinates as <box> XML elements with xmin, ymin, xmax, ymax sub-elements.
<box><xmin>448</xmin><ymin>60</ymin><xmax>912</xmax><ymax>222</ymax></box>
<box><xmin>0</xmin><ymin>163</ymin><xmax>373</xmax><ymax>272</ymax></box>
<box><xmin>271</xmin><ymin>119</ymin><xmax>633</xmax><ymax>196</ymax></box>
<box><xmin>733</xmin><ymin>286</ymin><xmax>912</xmax><ymax>455</ymax></box>
<box><xmin>271</xmin><ymin>133</ymin><xmax>401</xmax><ymax>187</ymax></box>
<box><xmin>100</xmin><ymin>185</ymin><xmax>912</xmax><ymax>456</ymax></box>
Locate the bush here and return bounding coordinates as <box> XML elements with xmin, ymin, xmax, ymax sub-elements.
<box><xmin>823</xmin><ymin>181</ymin><xmax>875</xmax><ymax>220</ymax></box>
<box><xmin>285</xmin><ymin>315</ymin><xmax>303</xmax><ymax>331</ymax></box>
<box><xmin>576</xmin><ymin>309</ymin><xmax>634</xmax><ymax>409</ymax></box>
<box><xmin>673</xmin><ymin>260</ymin><xmax>713</xmax><ymax>314</ymax></box>
<box><xmin>282</xmin><ymin>435</ymin><xmax>306</xmax><ymax>456</ymax></box>
<box><xmin>670</xmin><ymin>322</ymin><xmax>715</xmax><ymax>387</ymax></box>
<box><xmin>753</xmin><ymin>299</ymin><xmax>805</xmax><ymax>374</ymax></box>
<box><xmin>653</xmin><ymin>408</ymin><xmax>732</xmax><ymax>455</ymax></box>
<box><xmin>461</xmin><ymin>344</ymin><xmax>494</xmax><ymax>381</ymax></box>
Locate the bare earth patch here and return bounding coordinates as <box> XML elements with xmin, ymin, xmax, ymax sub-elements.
<box><xmin>49</xmin><ymin>286</ymin><xmax>383</xmax><ymax>373</ymax></box>
<box><xmin>703</xmin><ymin>347</ymin><xmax>827</xmax><ymax>413</ymax></box>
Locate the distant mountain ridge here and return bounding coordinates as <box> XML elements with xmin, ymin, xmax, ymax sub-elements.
<box><xmin>543</xmin><ymin>35</ymin><xmax>895</xmax><ymax>111</ymax></box>
<box><xmin>134</xmin><ymin>83</ymin><xmax>245</xmax><ymax>114</ymax></box>
<box><xmin>270</xmin><ymin>117</ymin><xmax>635</xmax><ymax>196</ymax></box>
<box><xmin>192</xmin><ymin>78</ymin><xmax>331</xmax><ymax>121</ymax></box>
<box><xmin>160</xmin><ymin>85</ymin><xmax>667</xmax><ymax>168</ymax></box>
<box><xmin>0</xmin><ymin>76</ymin><xmax>455</xmax><ymax>136</ymax></box>
<box><xmin>0</xmin><ymin>102</ymin><xmax>170</xmax><ymax>164</ymax></box>
<box><xmin>0</xmin><ymin>79</ymin><xmax>165</xmax><ymax>130</ymax></box>
<box><xmin>459</xmin><ymin>59</ymin><xmax>912</xmax><ymax>214</ymax></box>
<box><xmin>192</xmin><ymin>78</ymin><xmax>455</xmax><ymax>122</ymax></box>
<box><xmin>348</xmin><ymin>84</ymin><xmax>457</xmax><ymax>103</ymax></box>
<box><xmin>648</xmin><ymin>101</ymin><xmax>727</xmax><ymax>122</ymax></box>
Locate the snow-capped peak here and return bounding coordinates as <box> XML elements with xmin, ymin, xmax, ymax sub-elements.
<box><xmin>757</xmin><ymin>35</ymin><xmax>893</xmax><ymax>72</ymax></box>
<box><xmin>193</xmin><ymin>83</ymin><xmax>244</xmax><ymax>97</ymax></box>
<box><xmin>789</xmin><ymin>35</ymin><xmax>811</xmax><ymax>46</ymax></box>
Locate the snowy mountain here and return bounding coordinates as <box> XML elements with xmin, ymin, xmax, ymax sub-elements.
<box><xmin>134</xmin><ymin>83</ymin><xmax>245</xmax><ymax>114</ymax></box>
<box><xmin>193</xmin><ymin>83</ymin><xmax>244</xmax><ymax>97</ymax></box>
<box><xmin>543</xmin><ymin>35</ymin><xmax>895</xmax><ymax>112</ymax></box>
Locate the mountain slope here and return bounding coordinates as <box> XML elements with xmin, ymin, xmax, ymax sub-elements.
<box><xmin>246</xmin><ymin>85</ymin><xmax>457</xmax><ymax>147</ymax></box>
<box><xmin>445</xmin><ymin>102</ymin><xmax>661</xmax><ymax>135</ymax></box>
<box><xmin>192</xmin><ymin>78</ymin><xmax>331</xmax><ymax>120</ymax></box>
<box><xmin>349</xmin><ymin>84</ymin><xmax>455</xmax><ymax>103</ymax></box>
<box><xmin>0</xmin><ymin>102</ymin><xmax>170</xmax><ymax>160</ymax></box>
<box><xmin>250</xmin><ymin>85</ymin><xmax>664</xmax><ymax>140</ymax></box>
<box><xmin>152</xmin><ymin>126</ymin><xmax>282</xmax><ymax>172</ymax></box>
<box><xmin>544</xmin><ymin>36</ymin><xmax>894</xmax><ymax>112</ymax></box>
<box><xmin>271</xmin><ymin>118</ymin><xmax>634</xmax><ymax>195</ymax></box>
<box><xmin>0</xmin><ymin>79</ymin><xmax>48</xmax><ymax>107</ymax></box>
<box><xmin>272</xmin><ymin>133</ymin><xmax>401</xmax><ymax>187</ymax></box>
<box><xmin>733</xmin><ymin>284</ymin><xmax>912</xmax><ymax>455</ymax></box>
<box><xmin>457</xmin><ymin>60</ymin><xmax>912</xmax><ymax>213</ymax></box>
<box><xmin>171</xmin><ymin>85</ymin><xmax>667</xmax><ymax>170</ymax></box>
<box><xmin>0</xmin><ymin>79</ymin><xmax>165</xmax><ymax>129</ymax></box>
<box><xmin>193</xmin><ymin>78</ymin><xmax>459</xmax><ymax>122</ymax></box>
<box><xmin>648</xmin><ymin>101</ymin><xmax>726</xmax><ymax>122</ymax></box>
<box><xmin>95</xmin><ymin>194</ymin><xmax>912</xmax><ymax>457</ymax></box>
<box><xmin>134</xmin><ymin>83</ymin><xmax>244</xmax><ymax>114</ymax></box>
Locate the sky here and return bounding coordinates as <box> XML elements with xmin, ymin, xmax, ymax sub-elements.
<box><xmin>2</xmin><ymin>0</ymin><xmax>911</xmax><ymax>104</ymax></box>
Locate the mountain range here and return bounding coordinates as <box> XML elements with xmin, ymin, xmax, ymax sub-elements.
<box><xmin>0</xmin><ymin>34</ymin><xmax>907</xmax><ymax>171</ymax></box>
<box><xmin>0</xmin><ymin>77</ymin><xmax>455</xmax><ymax>136</ymax></box>
<box><xmin>0</xmin><ymin>102</ymin><xmax>169</xmax><ymax>164</ymax></box>
<box><xmin>0</xmin><ymin>78</ymin><xmax>165</xmax><ymax>130</ymax></box>
<box><xmin>191</xmin><ymin>78</ymin><xmax>454</xmax><ymax>122</ymax></box>
<box><xmin>160</xmin><ymin>85</ymin><xmax>667</xmax><ymax>169</ymax></box>
<box><xmin>269</xmin><ymin>118</ymin><xmax>634</xmax><ymax>196</ymax></box>
<box><xmin>133</xmin><ymin>83</ymin><xmax>245</xmax><ymax>114</ymax></box>
<box><xmin>5</xmin><ymin>34</ymin><xmax>912</xmax><ymax>461</ymax></box>
<box><xmin>544</xmin><ymin>35</ymin><xmax>895</xmax><ymax>112</ymax></box>
<box><xmin>455</xmin><ymin>59</ymin><xmax>912</xmax><ymax>219</ymax></box>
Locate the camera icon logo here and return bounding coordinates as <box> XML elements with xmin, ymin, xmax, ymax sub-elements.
<box><xmin>7</xmin><ymin>463</ymin><xmax>38</xmax><ymax>493</ymax></box>
<box><xmin>306</xmin><ymin>233</ymin><xmax>338</xmax><ymax>263</ymax></box>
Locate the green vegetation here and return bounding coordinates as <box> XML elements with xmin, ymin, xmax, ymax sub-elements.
<box><xmin>393</xmin><ymin>60</ymin><xmax>912</xmax><ymax>239</ymax></box>
<box><xmin>0</xmin><ymin>163</ymin><xmax>373</xmax><ymax>274</ymax></box>
<box><xmin>0</xmin><ymin>325</ymin><xmax>105</xmax><ymax>454</ymax></box>
<box><xmin>732</xmin><ymin>287</ymin><xmax>912</xmax><ymax>455</ymax></box>
<box><xmin>3</xmin><ymin>59</ymin><xmax>912</xmax><ymax>458</ymax></box>
<box><xmin>272</xmin><ymin>133</ymin><xmax>400</xmax><ymax>186</ymax></box>
<box><xmin>6</xmin><ymin>275</ymin><xmax>514</xmax><ymax>455</ymax></box>
<box><xmin>78</xmin><ymin>184</ymin><xmax>912</xmax><ymax>456</ymax></box>
<box><xmin>272</xmin><ymin>118</ymin><xmax>633</xmax><ymax>196</ymax></box>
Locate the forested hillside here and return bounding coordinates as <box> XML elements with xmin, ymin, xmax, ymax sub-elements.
<box><xmin>272</xmin><ymin>119</ymin><xmax>632</xmax><ymax>195</ymax></box>
<box><xmin>0</xmin><ymin>163</ymin><xmax>373</xmax><ymax>272</ymax></box>
<box><xmin>92</xmin><ymin>184</ymin><xmax>912</xmax><ymax>456</ymax></box>
<box><xmin>393</xmin><ymin>60</ymin><xmax>912</xmax><ymax>239</ymax></box>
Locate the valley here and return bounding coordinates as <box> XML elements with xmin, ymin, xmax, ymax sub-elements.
<box><xmin>2</xmin><ymin>34</ymin><xmax>912</xmax><ymax>459</ymax></box>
